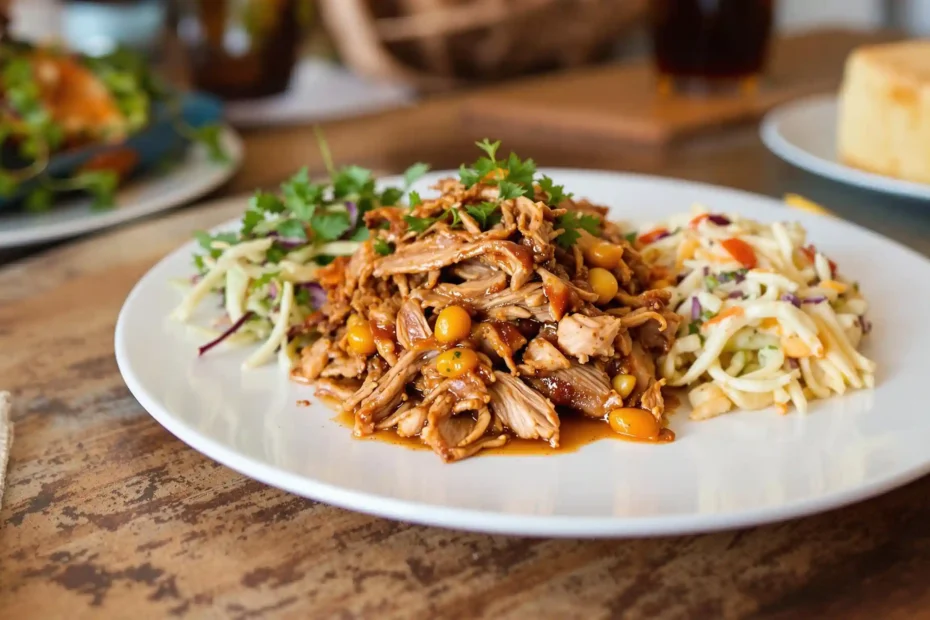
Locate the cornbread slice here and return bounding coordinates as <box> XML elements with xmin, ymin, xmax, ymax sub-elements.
<box><xmin>837</xmin><ymin>40</ymin><xmax>930</xmax><ymax>183</ymax></box>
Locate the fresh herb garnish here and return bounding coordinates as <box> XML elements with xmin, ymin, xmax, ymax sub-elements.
<box><xmin>294</xmin><ymin>286</ymin><xmax>311</xmax><ymax>307</ymax></box>
<box><xmin>497</xmin><ymin>180</ymin><xmax>526</xmax><ymax>200</ymax></box>
<box><xmin>408</xmin><ymin>190</ymin><xmax>422</xmax><ymax>206</ymax></box>
<box><xmin>404</xmin><ymin>214</ymin><xmax>439</xmax><ymax>233</ymax></box>
<box><xmin>403</xmin><ymin>162</ymin><xmax>430</xmax><ymax>188</ymax></box>
<box><xmin>624</xmin><ymin>231</ymin><xmax>638</xmax><ymax>244</ymax></box>
<box><xmin>688</xmin><ymin>323</ymin><xmax>700</xmax><ymax>335</ymax></box>
<box><xmin>373</xmin><ymin>238</ymin><xmax>394</xmax><ymax>255</ymax></box>
<box><xmin>538</xmin><ymin>175</ymin><xmax>573</xmax><ymax>204</ymax></box>
<box><xmin>454</xmin><ymin>140</ymin><xmax>580</xmax><ymax>241</ymax></box>
<box><xmin>465</xmin><ymin>202</ymin><xmax>499</xmax><ymax>228</ymax></box>
<box><xmin>554</xmin><ymin>212</ymin><xmax>600</xmax><ymax>249</ymax></box>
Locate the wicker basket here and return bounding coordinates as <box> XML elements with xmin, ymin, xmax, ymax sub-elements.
<box><xmin>318</xmin><ymin>0</ymin><xmax>647</xmax><ymax>90</ymax></box>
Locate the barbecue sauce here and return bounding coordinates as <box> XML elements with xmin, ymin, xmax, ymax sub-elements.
<box><xmin>330</xmin><ymin>407</ymin><xmax>674</xmax><ymax>454</ymax></box>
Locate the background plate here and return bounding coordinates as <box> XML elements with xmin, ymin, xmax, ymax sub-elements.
<box><xmin>761</xmin><ymin>94</ymin><xmax>930</xmax><ymax>201</ymax></box>
<box><xmin>0</xmin><ymin>126</ymin><xmax>242</xmax><ymax>249</ymax></box>
<box><xmin>116</xmin><ymin>170</ymin><xmax>930</xmax><ymax>537</ymax></box>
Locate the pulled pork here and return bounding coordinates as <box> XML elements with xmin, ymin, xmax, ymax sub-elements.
<box><xmin>291</xmin><ymin>174</ymin><xmax>677</xmax><ymax>461</ymax></box>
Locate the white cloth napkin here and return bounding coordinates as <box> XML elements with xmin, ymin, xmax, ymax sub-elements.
<box><xmin>0</xmin><ymin>392</ymin><xmax>11</xmax><ymax>509</ymax></box>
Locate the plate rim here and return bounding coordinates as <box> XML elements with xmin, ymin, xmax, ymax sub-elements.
<box><xmin>760</xmin><ymin>93</ymin><xmax>930</xmax><ymax>201</ymax></box>
<box><xmin>0</xmin><ymin>125</ymin><xmax>244</xmax><ymax>249</ymax></box>
<box><xmin>115</xmin><ymin>168</ymin><xmax>930</xmax><ymax>537</ymax></box>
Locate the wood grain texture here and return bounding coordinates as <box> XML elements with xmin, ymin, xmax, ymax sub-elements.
<box><xmin>4</xmin><ymin>29</ymin><xmax>930</xmax><ymax>618</ymax></box>
<box><xmin>461</xmin><ymin>30</ymin><xmax>897</xmax><ymax>146</ymax></box>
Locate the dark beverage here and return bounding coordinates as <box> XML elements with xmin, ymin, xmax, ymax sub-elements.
<box><xmin>176</xmin><ymin>0</ymin><xmax>306</xmax><ymax>100</ymax></box>
<box><xmin>649</xmin><ymin>0</ymin><xmax>774</xmax><ymax>92</ymax></box>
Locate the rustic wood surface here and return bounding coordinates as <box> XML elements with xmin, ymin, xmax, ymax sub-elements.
<box><xmin>462</xmin><ymin>30</ymin><xmax>895</xmax><ymax>146</ymax></box>
<box><xmin>4</xmin><ymin>29</ymin><xmax>930</xmax><ymax>619</ymax></box>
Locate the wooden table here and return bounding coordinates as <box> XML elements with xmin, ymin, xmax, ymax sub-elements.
<box><xmin>5</xmin><ymin>34</ymin><xmax>930</xmax><ymax>619</ymax></box>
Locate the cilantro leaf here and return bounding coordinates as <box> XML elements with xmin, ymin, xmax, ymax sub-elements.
<box><xmin>465</xmin><ymin>202</ymin><xmax>499</xmax><ymax>229</ymax></box>
<box><xmin>294</xmin><ymin>286</ymin><xmax>311</xmax><ymax>307</ymax></box>
<box><xmin>459</xmin><ymin>164</ymin><xmax>481</xmax><ymax>188</ymax></box>
<box><xmin>404</xmin><ymin>214</ymin><xmax>437</xmax><ymax>233</ymax></box>
<box><xmin>624</xmin><ymin>231</ymin><xmax>638</xmax><ymax>244</ymax></box>
<box><xmin>449</xmin><ymin>208</ymin><xmax>463</xmax><ymax>228</ymax></box>
<box><xmin>265</xmin><ymin>243</ymin><xmax>287</xmax><ymax>263</ymax></box>
<box><xmin>373</xmin><ymin>238</ymin><xmax>394</xmax><ymax>255</ymax></box>
<box><xmin>276</xmin><ymin>219</ymin><xmax>308</xmax><ymax>241</ymax></box>
<box><xmin>497</xmin><ymin>180</ymin><xmax>525</xmax><ymax>201</ymax></box>
<box><xmin>310</xmin><ymin>210</ymin><xmax>351</xmax><ymax>241</ymax></box>
<box><xmin>193</xmin><ymin>254</ymin><xmax>206</xmax><ymax>273</ymax></box>
<box><xmin>241</xmin><ymin>208</ymin><xmax>264</xmax><ymax>237</ymax></box>
<box><xmin>504</xmin><ymin>152</ymin><xmax>535</xmax><ymax>188</ymax></box>
<box><xmin>555</xmin><ymin>212</ymin><xmax>600</xmax><ymax>249</ymax></box>
<box><xmin>348</xmin><ymin>226</ymin><xmax>370</xmax><ymax>241</ymax></box>
<box><xmin>380</xmin><ymin>187</ymin><xmax>404</xmax><ymax>206</ymax></box>
<box><xmin>688</xmin><ymin>323</ymin><xmax>700</xmax><ymax>335</ymax></box>
<box><xmin>280</xmin><ymin>168</ymin><xmax>320</xmax><ymax>219</ymax></box>
<box><xmin>194</xmin><ymin>230</ymin><xmax>238</xmax><ymax>258</ymax></box>
<box><xmin>475</xmin><ymin>139</ymin><xmax>501</xmax><ymax>162</ymax></box>
<box><xmin>333</xmin><ymin>165</ymin><xmax>372</xmax><ymax>198</ymax></box>
<box><xmin>253</xmin><ymin>271</ymin><xmax>279</xmax><ymax>287</ymax></box>
<box><xmin>408</xmin><ymin>190</ymin><xmax>422</xmax><ymax>206</ymax></box>
<box><xmin>403</xmin><ymin>162</ymin><xmax>430</xmax><ymax>188</ymax></box>
<box><xmin>251</xmin><ymin>191</ymin><xmax>286</xmax><ymax>214</ymax></box>
<box><xmin>538</xmin><ymin>175</ymin><xmax>572</xmax><ymax>205</ymax></box>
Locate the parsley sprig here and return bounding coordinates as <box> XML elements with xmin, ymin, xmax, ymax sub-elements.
<box><xmin>442</xmin><ymin>140</ymin><xmax>592</xmax><ymax>246</ymax></box>
<box><xmin>194</xmin><ymin>140</ymin><xmax>425</xmax><ymax>270</ymax></box>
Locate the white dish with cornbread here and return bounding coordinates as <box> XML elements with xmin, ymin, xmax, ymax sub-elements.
<box><xmin>762</xmin><ymin>40</ymin><xmax>930</xmax><ymax>200</ymax></box>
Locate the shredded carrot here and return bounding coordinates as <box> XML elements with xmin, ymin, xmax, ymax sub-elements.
<box><xmin>760</xmin><ymin>317</ymin><xmax>781</xmax><ymax>334</ymax></box>
<box><xmin>720</xmin><ymin>238</ymin><xmax>757</xmax><ymax>268</ymax></box>
<box><xmin>820</xmin><ymin>279</ymin><xmax>847</xmax><ymax>293</ymax></box>
<box><xmin>800</xmin><ymin>245</ymin><xmax>837</xmax><ymax>275</ymax></box>
<box><xmin>702</xmin><ymin>306</ymin><xmax>744</xmax><ymax>328</ymax></box>
<box><xmin>689</xmin><ymin>213</ymin><xmax>710</xmax><ymax>228</ymax></box>
<box><xmin>638</xmin><ymin>228</ymin><xmax>669</xmax><ymax>245</ymax></box>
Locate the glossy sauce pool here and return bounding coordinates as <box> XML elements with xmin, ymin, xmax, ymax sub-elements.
<box><xmin>324</xmin><ymin>401</ymin><xmax>674</xmax><ymax>455</ymax></box>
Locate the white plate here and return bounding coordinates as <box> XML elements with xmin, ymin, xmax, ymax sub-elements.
<box><xmin>0</xmin><ymin>127</ymin><xmax>243</xmax><ymax>249</ymax></box>
<box><xmin>115</xmin><ymin>170</ymin><xmax>930</xmax><ymax>538</ymax></box>
<box><xmin>761</xmin><ymin>94</ymin><xmax>930</xmax><ymax>201</ymax></box>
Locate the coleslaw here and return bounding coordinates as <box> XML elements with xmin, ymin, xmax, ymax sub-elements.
<box><xmin>635</xmin><ymin>206</ymin><xmax>876</xmax><ymax>419</ymax></box>
<box><xmin>171</xmin><ymin>156</ymin><xmax>429</xmax><ymax>369</ymax></box>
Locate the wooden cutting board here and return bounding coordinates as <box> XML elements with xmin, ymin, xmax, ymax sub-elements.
<box><xmin>462</xmin><ymin>29</ymin><xmax>896</xmax><ymax>147</ymax></box>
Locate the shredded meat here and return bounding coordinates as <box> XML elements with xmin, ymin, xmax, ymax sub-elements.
<box><xmin>520</xmin><ymin>336</ymin><xmax>571</xmax><ymax>373</ymax></box>
<box><xmin>299</xmin><ymin>338</ymin><xmax>331</xmax><ymax>380</ymax></box>
<box><xmin>640</xmin><ymin>378</ymin><xmax>666</xmax><ymax>419</ymax></box>
<box><xmin>472</xmin><ymin>321</ymin><xmax>527</xmax><ymax>374</ymax></box>
<box><xmin>556</xmin><ymin>313</ymin><xmax>623</xmax><ymax>363</ymax></box>
<box><xmin>313</xmin><ymin>378</ymin><xmax>360</xmax><ymax>402</ymax></box>
<box><xmin>488</xmin><ymin>372</ymin><xmax>560</xmax><ymax>446</ymax></box>
<box><xmin>353</xmin><ymin>348</ymin><xmax>436</xmax><ymax>435</ymax></box>
<box><xmin>395</xmin><ymin>299</ymin><xmax>432</xmax><ymax>350</ymax></box>
<box><xmin>375</xmin><ymin>237</ymin><xmax>534</xmax><ymax>289</ymax></box>
<box><xmin>527</xmin><ymin>363</ymin><xmax>623</xmax><ymax>418</ymax></box>
<box><xmin>292</xmin><ymin>169</ymin><xmax>677</xmax><ymax>461</ymax></box>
